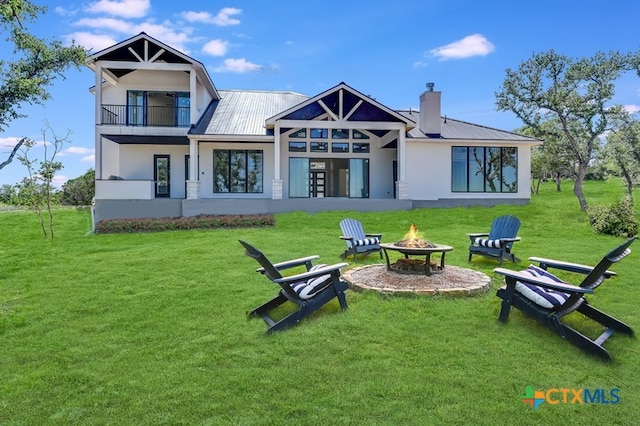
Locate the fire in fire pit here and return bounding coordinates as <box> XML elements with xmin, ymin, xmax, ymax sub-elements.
<box><xmin>396</xmin><ymin>224</ymin><xmax>435</xmax><ymax>248</ymax></box>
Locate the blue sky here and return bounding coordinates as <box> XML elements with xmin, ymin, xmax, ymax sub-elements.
<box><xmin>2</xmin><ymin>0</ymin><xmax>640</xmax><ymax>187</ymax></box>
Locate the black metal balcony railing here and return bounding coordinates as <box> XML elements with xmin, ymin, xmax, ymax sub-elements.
<box><xmin>100</xmin><ymin>104</ymin><xmax>190</xmax><ymax>127</ymax></box>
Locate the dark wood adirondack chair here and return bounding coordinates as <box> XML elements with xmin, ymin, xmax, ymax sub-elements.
<box><xmin>239</xmin><ymin>240</ymin><xmax>349</xmax><ymax>334</ymax></box>
<box><xmin>468</xmin><ymin>215</ymin><xmax>521</xmax><ymax>265</ymax></box>
<box><xmin>339</xmin><ymin>218</ymin><xmax>383</xmax><ymax>261</ymax></box>
<box><xmin>494</xmin><ymin>236</ymin><xmax>637</xmax><ymax>360</ymax></box>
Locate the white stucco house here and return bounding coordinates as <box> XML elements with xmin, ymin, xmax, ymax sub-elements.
<box><xmin>88</xmin><ymin>32</ymin><xmax>540</xmax><ymax>223</ymax></box>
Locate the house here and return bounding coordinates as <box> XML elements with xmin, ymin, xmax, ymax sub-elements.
<box><xmin>88</xmin><ymin>32</ymin><xmax>540</xmax><ymax>223</ymax></box>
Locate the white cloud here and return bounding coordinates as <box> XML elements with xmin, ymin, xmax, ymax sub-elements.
<box><xmin>202</xmin><ymin>39</ymin><xmax>229</xmax><ymax>56</ymax></box>
<box><xmin>623</xmin><ymin>104</ymin><xmax>640</xmax><ymax>114</ymax></box>
<box><xmin>214</xmin><ymin>58</ymin><xmax>262</xmax><ymax>73</ymax></box>
<box><xmin>181</xmin><ymin>8</ymin><xmax>241</xmax><ymax>26</ymax></box>
<box><xmin>64</xmin><ymin>32</ymin><xmax>119</xmax><ymax>52</ymax></box>
<box><xmin>74</xmin><ymin>17</ymin><xmax>134</xmax><ymax>34</ymax></box>
<box><xmin>55</xmin><ymin>6</ymin><xmax>78</xmax><ymax>17</ymax></box>
<box><xmin>82</xmin><ymin>154</ymin><xmax>96</xmax><ymax>164</ymax></box>
<box><xmin>429</xmin><ymin>34</ymin><xmax>495</xmax><ymax>60</ymax></box>
<box><xmin>66</xmin><ymin>147</ymin><xmax>95</xmax><ymax>155</ymax></box>
<box><xmin>85</xmin><ymin>0</ymin><xmax>150</xmax><ymax>19</ymax></box>
<box><xmin>0</xmin><ymin>137</ymin><xmax>22</xmax><ymax>149</ymax></box>
<box><xmin>413</xmin><ymin>61</ymin><xmax>428</xmax><ymax>68</ymax></box>
<box><xmin>52</xmin><ymin>175</ymin><xmax>69</xmax><ymax>189</ymax></box>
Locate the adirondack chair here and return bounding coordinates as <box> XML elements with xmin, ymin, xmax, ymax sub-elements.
<box><xmin>494</xmin><ymin>236</ymin><xmax>637</xmax><ymax>361</ymax></box>
<box><xmin>339</xmin><ymin>218</ymin><xmax>383</xmax><ymax>261</ymax></box>
<box><xmin>468</xmin><ymin>215</ymin><xmax>521</xmax><ymax>265</ymax></box>
<box><xmin>239</xmin><ymin>240</ymin><xmax>349</xmax><ymax>334</ymax></box>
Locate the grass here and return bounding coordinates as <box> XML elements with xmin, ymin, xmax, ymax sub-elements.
<box><xmin>1</xmin><ymin>180</ymin><xmax>639</xmax><ymax>425</ymax></box>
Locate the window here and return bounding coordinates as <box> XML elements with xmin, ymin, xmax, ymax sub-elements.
<box><xmin>452</xmin><ymin>146</ymin><xmax>517</xmax><ymax>193</ymax></box>
<box><xmin>213</xmin><ymin>150</ymin><xmax>263</xmax><ymax>193</ymax></box>
<box><xmin>353</xmin><ymin>130</ymin><xmax>370</xmax><ymax>139</ymax></box>
<box><xmin>353</xmin><ymin>143</ymin><xmax>370</xmax><ymax>153</ymax></box>
<box><xmin>310</xmin><ymin>142</ymin><xmax>328</xmax><ymax>152</ymax></box>
<box><xmin>332</xmin><ymin>143</ymin><xmax>349</xmax><ymax>153</ymax></box>
<box><xmin>126</xmin><ymin>90</ymin><xmax>190</xmax><ymax>127</ymax></box>
<box><xmin>290</xmin><ymin>129</ymin><xmax>307</xmax><ymax>138</ymax></box>
<box><xmin>288</xmin><ymin>141</ymin><xmax>306</xmax><ymax>152</ymax></box>
<box><xmin>310</xmin><ymin>128</ymin><xmax>328</xmax><ymax>138</ymax></box>
<box><xmin>332</xmin><ymin>129</ymin><xmax>349</xmax><ymax>139</ymax></box>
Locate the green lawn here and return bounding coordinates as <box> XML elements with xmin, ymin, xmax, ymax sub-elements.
<box><xmin>1</xmin><ymin>180</ymin><xmax>639</xmax><ymax>425</ymax></box>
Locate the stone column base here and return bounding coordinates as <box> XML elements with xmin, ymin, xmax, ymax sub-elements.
<box><xmin>396</xmin><ymin>180</ymin><xmax>409</xmax><ymax>200</ymax></box>
<box><xmin>186</xmin><ymin>180</ymin><xmax>201</xmax><ymax>199</ymax></box>
<box><xmin>272</xmin><ymin>179</ymin><xmax>283</xmax><ymax>200</ymax></box>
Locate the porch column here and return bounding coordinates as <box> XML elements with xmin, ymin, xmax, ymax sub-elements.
<box><xmin>186</xmin><ymin>138</ymin><xmax>200</xmax><ymax>199</ymax></box>
<box><xmin>396</xmin><ymin>127</ymin><xmax>409</xmax><ymax>199</ymax></box>
<box><xmin>272</xmin><ymin>123</ymin><xmax>283</xmax><ymax>199</ymax></box>
<box><xmin>94</xmin><ymin>64</ymin><xmax>103</xmax><ymax>180</ymax></box>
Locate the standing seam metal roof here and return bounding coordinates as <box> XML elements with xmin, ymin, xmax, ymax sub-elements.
<box><xmin>200</xmin><ymin>90</ymin><xmax>309</xmax><ymax>136</ymax></box>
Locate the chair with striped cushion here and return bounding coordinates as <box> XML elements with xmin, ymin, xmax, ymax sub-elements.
<box><xmin>239</xmin><ymin>240</ymin><xmax>349</xmax><ymax>334</ymax></box>
<box><xmin>339</xmin><ymin>218</ymin><xmax>383</xmax><ymax>261</ymax></box>
<box><xmin>494</xmin><ymin>236</ymin><xmax>637</xmax><ymax>361</ymax></box>
<box><xmin>467</xmin><ymin>215</ymin><xmax>521</xmax><ymax>265</ymax></box>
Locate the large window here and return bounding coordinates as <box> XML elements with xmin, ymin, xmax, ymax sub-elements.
<box><xmin>452</xmin><ymin>146</ymin><xmax>517</xmax><ymax>193</ymax></box>
<box><xmin>213</xmin><ymin>150</ymin><xmax>263</xmax><ymax>193</ymax></box>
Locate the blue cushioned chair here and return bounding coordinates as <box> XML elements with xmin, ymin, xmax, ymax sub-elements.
<box><xmin>239</xmin><ymin>240</ymin><xmax>349</xmax><ymax>334</ymax></box>
<box><xmin>494</xmin><ymin>236</ymin><xmax>637</xmax><ymax>361</ymax></box>
<box><xmin>468</xmin><ymin>215</ymin><xmax>521</xmax><ymax>265</ymax></box>
<box><xmin>339</xmin><ymin>218</ymin><xmax>383</xmax><ymax>262</ymax></box>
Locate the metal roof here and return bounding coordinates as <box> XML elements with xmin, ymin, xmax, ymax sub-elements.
<box><xmin>189</xmin><ymin>89</ymin><xmax>539</xmax><ymax>144</ymax></box>
<box><xmin>194</xmin><ymin>90</ymin><xmax>309</xmax><ymax>136</ymax></box>
<box><xmin>399</xmin><ymin>110</ymin><xmax>540</xmax><ymax>142</ymax></box>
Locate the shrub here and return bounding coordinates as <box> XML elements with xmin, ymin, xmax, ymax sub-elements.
<box><xmin>95</xmin><ymin>214</ymin><xmax>275</xmax><ymax>234</ymax></box>
<box><xmin>587</xmin><ymin>196</ymin><xmax>638</xmax><ymax>237</ymax></box>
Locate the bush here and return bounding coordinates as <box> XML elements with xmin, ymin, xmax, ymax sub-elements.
<box><xmin>587</xmin><ymin>196</ymin><xmax>638</xmax><ymax>237</ymax></box>
<box><xmin>95</xmin><ymin>214</ymin><xmax>276</xmax><ymax>234</ymax></box>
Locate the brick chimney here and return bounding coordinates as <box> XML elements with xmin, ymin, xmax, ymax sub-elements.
<box><xmin>419</xmin><ymin>82</ymin><xmax>441</xmax><ymax>137</ymax></box>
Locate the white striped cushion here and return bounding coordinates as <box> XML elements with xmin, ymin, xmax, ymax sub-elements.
<box><xmin>353</xmin><ymin>237</ymin><xmax>380</xmax><ymax>246</ymax></box>
<box><xmin>514</xmin><ymin>265</ymin><xmax>570</xmax><ymax>309</ymax></box>
<box><xmin>474</xmin><ymin>237</ymin><xmax>502</xmax><ymax>248</ymax></box>
<box><xmin>290</xmin><ymin>264</ymin><xmax>332</xmax><ymax>300</ymax></box>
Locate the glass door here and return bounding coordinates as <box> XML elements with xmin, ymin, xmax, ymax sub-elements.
<box><xmin>154</xmin><ymin>155</ymin><xmax>170</xmax><ymax>198</ymax></box>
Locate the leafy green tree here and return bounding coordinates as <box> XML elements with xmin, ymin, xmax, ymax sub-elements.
<box><xmin>0</xmin><ymin>0</ymin><xmax>86</xmax><ymax>169</ymax></box>
<box><xmin>496</xmin><ymin>49</ymin><xmax>638</xmax><ymax>211</ymax></box>
<box><xmin>0</xmin><ymin>183</ymin><xmax>17</xmax><ymax>203</ymax></box>
<box><xmin>61</xmin><ymin>168</ymin><xmax>95</xmax><ymax>206</ymax></box>
<box><xmin>604</xmin><ymin>117</ymin><xmax>640</xmax><ymax>200</ymax></box>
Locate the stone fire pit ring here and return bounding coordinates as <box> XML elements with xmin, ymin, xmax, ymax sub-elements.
<box><xmin>343</xmin><ymin>264</ymin><xmax>491</xmax><ymax>297</ymax></box>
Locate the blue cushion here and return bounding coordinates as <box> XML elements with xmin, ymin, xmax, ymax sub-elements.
<box><xmin>514</xmin><ymin>266</ymin><xmax>570</xmax><ymax>309</ymax></box>
<box><xmin>290</xmin><ymin>264</ymin><xmax>332</xmax><ymax>300</ymax></box>
<box><xmin>474</xmin><ymin>237</ymin><xmax>502</xmax><ymax>248</ymax></box>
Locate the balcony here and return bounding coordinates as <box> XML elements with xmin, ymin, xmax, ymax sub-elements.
<box><xmin>100</xmin><ymin>104</ymin><xmax>190</xmax><ymax>127</ymax></box>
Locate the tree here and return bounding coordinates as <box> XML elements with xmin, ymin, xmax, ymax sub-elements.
<box><xmin>61</xmin><ymin>168</ymin><xmax>95</xmax><ymax>206</ymax></box>
<box><xmin>496</xmin><ymin>49</ymin><xmax>637</xmax><ymax>211</ymax></box>
<box><xmin>16</xmin><ymin>122</ymin><xmax>68</xmax><ymax>238</ymax></box>
<box><xmin>0</xmin><ymin>0</ymin><xmax>86</xmax><ymax>169</ymax></box>
<box><xmin>604</xmin><ymin>114</ymin><xmax>640</xmax><ymax>199</ymax></box>
<box><xmin>518</xmin><ymin>124</ymin><xmax>573</xmax><ymax>194</ymax></box>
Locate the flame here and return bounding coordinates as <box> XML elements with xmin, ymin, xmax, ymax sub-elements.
<box><xmin>397</xmin><ymin>224</ymin><xmax>435</xmax><ymax>248</ymax></box>
<box><xmin>403</xmin><ymin>223</ymin><xmax>422</xmax><ymax>241</ymax></box>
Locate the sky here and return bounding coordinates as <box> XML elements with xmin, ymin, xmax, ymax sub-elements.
<box><xmin>2</xmin><ymin>0</ymin><xmax>640</xmax><ymax>188</ymax></box>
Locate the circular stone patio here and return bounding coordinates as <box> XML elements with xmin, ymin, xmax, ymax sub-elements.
<box><xmin>342</xmin><ymin>264</ymin><xmax>491</xmax><ymax>297</ymax></box>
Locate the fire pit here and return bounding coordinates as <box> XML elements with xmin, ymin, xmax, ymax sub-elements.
<box><xmin>380</xmin><ymin>224</ymin><xmax>453</xmax><ymax>276</ymax></box>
